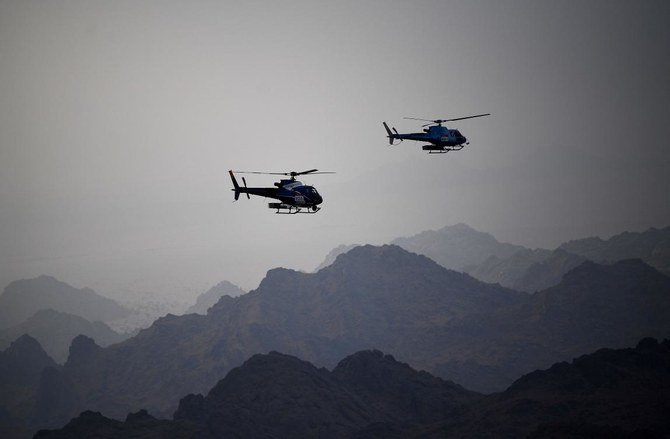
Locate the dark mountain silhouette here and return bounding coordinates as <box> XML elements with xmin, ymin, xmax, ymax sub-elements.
<box><xmin>21</xmin><ymin>247</ymin><xmax>670</xmax><ymax>432</ymax></box>
<box><xmin>426</xmin><ymin>337</ymin><xmax>670</xmax><ymax>438</ymax></box>
<box><xmin>0</xmin><ymin>276</ymin><xmax>130</xmax><ymax>329</ymax></box>
<box><xmin>559</xmin><ymin>226</ymin><xmax>670</xmax><ymax>275</ymax></box>
<box><xmin>391</xmin><ymin>223</ymin><xmax>526</xmax><ymax>271</ymax></box>
<box><xmin>0</xmin><ymin>310</ymin><xmax>128</xmax><ymax>364</ymax></box>
<box><xmin>185</xmin><ymin>281</ymin><xmax>246</xmax><ymax>315</ymax></box>
<box><xmin>36</xmin><ymin>349</ymin><xmax>480</xmax><ymax>438</ymax></box>
<box><xmin>331</xmin><ymin>350</ymin><xmax>478</xmax><ymax>424</ymax></box>
<box><xmin>433</xmin><ymin>258</ymin><xmax>670</xmax><ymax>392</ymax></box>
<box><xmin>0</xmin><ymin>335</ymin><xmax>57</xmax><ymax>438</ymax></box>
<box><xmin>33</xmin><ymin>410</ymin><xmax>197</xmax><ymax>439</ymax></box>
<box><xmin>31</xmin><ymin>245</ymin><xmax>523</xmax><ymax>423</ymax></box>
<box><xmin>468</xmin><ymin>248</ymin><xmax>586</xmax><ymax>292</ymax></box>
<box><xmin>314</xmin><ymin>243</ymin><xmax>360</xmax><ymax>271</ymax></box>
<box><xmin>35</xmin><ymin>339</ymin><xmax>670</xmax><ymax>438</ymax></box>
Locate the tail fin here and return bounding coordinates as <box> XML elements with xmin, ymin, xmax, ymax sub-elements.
<box><xmin>383</xmin><ymin>122</ymin><xmax>394</xmax><ymax>145</ymax></box>
<box><xmin>229</xmin><ymin>170</ymin><xmax>241</xmax><ymax>201</ymax></box>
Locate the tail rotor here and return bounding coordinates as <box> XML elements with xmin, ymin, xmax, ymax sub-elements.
<box><xmin>241</xmin><ymin>177</ymin><xmax>250</xmax><ymax>199</ymax></box>
<box><xmin>383</xmin><ymin>122</ymin><xmax>402</xmax><ymax>145</ymax></box>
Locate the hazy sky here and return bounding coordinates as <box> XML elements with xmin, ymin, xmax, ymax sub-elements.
<box><xmin>1</xmin><ymin>0</ymin><xmax>668</xmax><ymax>299</ymax></box>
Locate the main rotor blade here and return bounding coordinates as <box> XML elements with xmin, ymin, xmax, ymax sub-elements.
<box><xmin>233</xmin><ymin>170</ymin><xmax>335</xmax><ymax>177</ymax></box>
<box><xmin>233</xmin><ymin>171</ymin><xmax>288</xmax><ymax>175</ymax></box>
<box><xmin>405</xmin><ymin>114</ymin><xmax>491</xmax><ymax>125</ymax></box>
<box><xmin>443</xmin><ymin>113</ymin><xmax>491</xmax><ymax>122</ymax></box>
<box><xmin>404</xmin><ymin>117</ymin><xmax>435</xmax><ymax>122</ymax></box>
<box><xmin>293</xmin><ymin>169</ymin><xmax>319</xmax><ymax>176</ymax></box>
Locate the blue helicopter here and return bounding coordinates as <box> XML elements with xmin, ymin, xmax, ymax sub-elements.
<box><xmin>383</xmin><ymin>113</ymin><xmax>490</xmax><ymax>154</ymax></box>
<box><xmin>229</xmin><ymin>169</ymin><xmax>333</xmax><ymax>214</ymax></box>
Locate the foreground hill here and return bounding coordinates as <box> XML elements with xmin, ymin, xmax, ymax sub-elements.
<box><xmin>429</xmin><ymin>337</ymin><xmax>670</xmax><ymax>438</ymax></box>
<box><xmin>35</xmin><ymin>339</ymin><xmax>670</xmax><ymax>438</ymax></box>
<box><xmin>0</xmin><ymin>276</ymin><xmax>130</xmax><ymax>329</ymax></box>
<box><xmin>391</xmin><ymin>223</ymin><xmax>526</xmax><ymax>272</ymax></box>
<box><xmin>36</xmin><ymin>349</ymin><xmax>479</xmax><ymax>438</ymax></box>
<box><xmin>185</xmin><ymin>281</ymin><xmax>246</xmax><ymax>315</ymax></box>
<box><xmin>32</xmin><ymin>245</ymin><xmax>523</xmax><ymax>424</ymax></box>
<box><xmin>0</xmin><ymin>310</ymin><xmax>127</xmax><ymax>364</ymax></box>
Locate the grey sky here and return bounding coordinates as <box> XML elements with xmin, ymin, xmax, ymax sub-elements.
<box><xmin>1</xmin><ymin>0</ymin><xmax>668</xmax><ymax>299</ymax></box>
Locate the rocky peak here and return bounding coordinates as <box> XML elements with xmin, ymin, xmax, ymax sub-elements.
<box><xmin>1</xmin><ymin>334</ymin><xmax>57</xmax><ymax>386</ymax></box>
<box><xmin>67</xmin><ymin>335</ymin><xmax>100</xmax><ymax>364</ymax></box>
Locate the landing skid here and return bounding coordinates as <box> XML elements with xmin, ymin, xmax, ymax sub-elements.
<box><xmin>423</xmin><ymin>144</ymin><xmax>466</xmax><ymax>154</ymax></box>
<box><xmin>274</xmin><ymin>208</ymin><xmax>320</xmax><ymax>214</ymax></box>
<box><xmin>268</xmin><ymin>203</ymin><xmax>320</xmax><ymax>214</ymax></box>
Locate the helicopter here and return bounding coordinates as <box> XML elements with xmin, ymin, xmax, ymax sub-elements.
<box><xmin>382</xmin><ymin>113</ymin><xmax>490</xmax><ymax>154</ymax></box>
<box><xmin>229</xmin><ymin>169</ymin><xmax>333</xmax><ymax>214</ymax></box>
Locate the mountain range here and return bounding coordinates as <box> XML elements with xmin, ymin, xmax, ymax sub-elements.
<box><xmin>23</xmin><ymin>243</ymin><xmax>670</xmax><ymax>432</ymax></box>
<box><xmin>559</xmin><ymin>226</ymin><xmax>670</xmax><ymax>275</ymax></box>
<box><xmin>2</xmin><ymin>224</ymin><xmax>670</xmax><ymax>437</ymax></box>
<box><xmin>0</xmin><ymin>276</ymin><xmax>131</xmax><ymax>329</ymax></box>
<box><xmin>34</xmin><ymin>337</ymin><xmax>670</xmax><ymax>438</ymax></box>
<box><xmin>29</xmin><ymin>245</ymin><xmax>523</xmax><ymax>425</ymax></box>
<box><xmin>0</xmin><ymin>310</ymin><xmax>127</xmax><ymax>364</ymax></box>
<box><xmin>33</xmin><ymin>348</ymin><xmax>480</xmax><ymax>438</ymax></box>
<box><xmin>388</xmin><ymin>223</ymin><xmax>670</xmax><ymax>292</ymax></box>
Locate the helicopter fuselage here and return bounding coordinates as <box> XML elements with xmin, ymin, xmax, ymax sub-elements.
<box><xmin>229</xmin><ymin>171</ymin><xmax>323</xmax><ymax>212</ymax></box>
<box><xmin>393</xmin><ymin>125</ymin><xmax>467</xmax><ymax>147</ymax></box>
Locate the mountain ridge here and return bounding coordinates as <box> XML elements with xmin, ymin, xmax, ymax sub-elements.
<box><xmin>0</xmin><ymin>310</ymin><xmax>127</xmax><ymax>364</ymax></box>
<box><xmin>0</xmin><ymin>276</ymin><xmax>131</xmax><ymax>330</ymax></box>
<box><xmin>31</xmin><ymin>244</ymin><xmax>524</xmax><ymax>422</ymax></box>
<box><xmin>34</xmin><ymin>338</ymin><xmax>670</xmax><ymax>439</ymax></box>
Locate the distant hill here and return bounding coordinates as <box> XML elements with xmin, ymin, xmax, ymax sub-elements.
<box><xmin>31</xmin><ymin>245</ymin><xmax>523</xmax><ymax>423</ymax></box>
<box><xmin>559</xmin><ymin>226</ymin><xmax>670</xmax><ymax>275</ymax></box>
<box><xmin>468</xmin><ymin>248</ymin><xmax>586</xmax><ymax>292</ymax></box>
<box><xmin>467</xmin><ymin>248</ymin><xmax>552</xmax><ymax>288</ymax></box>
<box><xmin>513</xmin><ymin>248</ymin><xmax>587</xmax><ymax>292</ymax></box>
<box><xmin>35</xmin><ymin>349</ymin><xmax>479</xmax><ymax>438</ymax></box>
<box><xmin>393</xmin><ymin>224</ymin><xmax>670</xmax><ymax>292</ymax></box>
<box><xmin>391</xmin><ymin>223</ymin><xmax>527</xmax><ymax>271</ymax></box>
<box><xmin>0</xmin><ymin>310</ymin><xmax>128</xmax><ymax>364</ymax></box>
<box><xmin>0</xmin><ymin>276</ymin><xmax>130</xmax><ymax>329</ymax></box>
<box><xmin>185</xmin><ymin>281</ymin><xmax>246</xmax><ymax>315</ymax></box>
<box><xmin>0</xmin><ymin>335</ymin><xmax>57</xmax><ymax>439</ymax></box>
<box><xmin>313</xmin><ymin>243</ymin><xmax>359</xmax><ymax>271</ymax></box>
